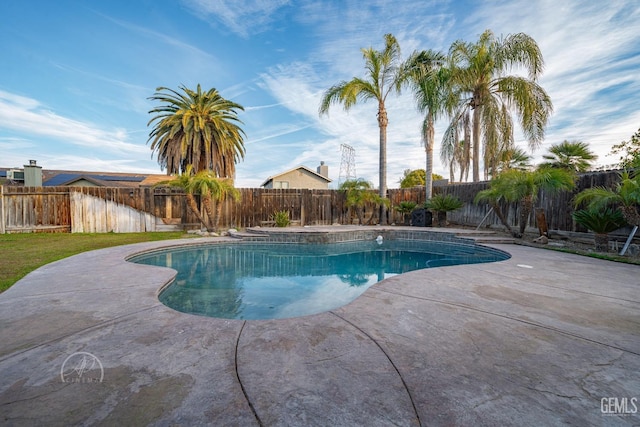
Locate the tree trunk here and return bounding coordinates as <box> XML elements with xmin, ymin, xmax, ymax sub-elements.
<box><xmin>185</xmin><ymin>194</ymin><xmax>211</xmax><ymax>231</ymax></box>
<box><xmin>378</xmin><ymin>103</ymin><xmax>388</xmax><ymax>225</ymax></box>
<box><xmin>436</xmin><ymin>211</ymin><xmax>447</xmax><ymax>227</ymax></box>
<box><xmin>519</xmin><ymin>196</ymin><xmax>533</xmax><ymax>237</ymax></box>
<box><xmin>535</xmin><ymin>208</ymin><xmax>548</xmax><ymax>237</ymax></box>
<box><xmin>201</xmin><ymin>195</ymin><xmax>215</xmax><ymax>232</ymax></box>
<box><xmin>356</xmin><ymin>207</ymin><xmax>364</xmax><ymax>225</ymax></box>
<box><xmin>472</xmin><ymin>106</ymin><xmax>480</xmax><ymax>182</ymax></box>
<box><xmin>214</xmin><ymin>199</ymin><xmax>224</xmax><ymax>230</ymax></box>
<box><xmin>621</xmin><ymin>205</ymin><xmax>640</xmax><ymax>226</ymax></box>
<box><xmin>462</xmin><ymin>114</ymin><xmax>471</xmax><ymax>182</ymax></box>
<box><xmin>594</xmin><ymin>233</ymin><xmax>609</xmax><ymax>252</ymax></box>
<box><xmin>491</xmin><ymin>201</ymin><xmax>517</xmax><ymax>237</ymax></box>
<box><xmin>425</xmin><ymin>113</ymin><xmax>434</xmax><ymax>200</ymax></box>
<box><xmin>449</xmin><ymin>159</ymin><xmax>455</xmax><ymax>184</ymax></box>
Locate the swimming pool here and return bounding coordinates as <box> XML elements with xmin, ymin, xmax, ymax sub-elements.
<box><xmin>131</xmin><ymin>239</ymin><xmax>509</xmax><ymax>320</ymax></box>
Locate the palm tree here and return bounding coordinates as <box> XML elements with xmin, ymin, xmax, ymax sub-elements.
<box><xmin>441</xmin><ymin>138</ymin><xmax>469</xmax><ymax>183</ymax></box>
<box><xmin>444</xmin><ymin>30</ymin><xmax>553</xmax><ymax>182</ymax></box>
<box><xmin>339</xmin><ymin>178</ymin><xmax>389</xmax><ymax>225</ymax></box>
<box><xmin>476</xmin><ymin>167</ymin><xmax>575</xmax><ymax>237</ymax></box>
<box><xmin>147</xmin><ymin>84</ymin><xmax>246</xmax><ymax>179</ymax></box>
<box><xmin>405</xmin><ymin>49</ymin><xmax>448</xmax><ymax>199</ymax></box>
<box><xmin>574</xmin><ymin>171</ymin><xmax>640</xmax><ymax>226</ymax></box>
<box><xmin>493</xmin><ymin>146</ymin><xmax>533</xmax><ymax>174</ymax></box>
<box><xmin>319</xmin><ymin>34</ymin><xmax>406</xmax><ymax>225</ymax></box>
<box><xmin>161</xmin><ymin>165</ymin><xmax>240</xmax><ymax>232</ymax></box>
<box><xmin>474</xmin><ymin>184</ymin><xmax>517</xmax><ymax>236</ymax></box>
<box><xmin>540</xmin><ymin>140</ymin><xmax>598</xmax><ymax>172</ymax></box>
<box><xmin>424</xmin><ymin>194</ymin><xmax>464</xmax><ymax>226</ymax></box>
<box><xmin>572</xmin><ymin>208</ymin><xmax>626</xmax><ymax>251</ymax></box>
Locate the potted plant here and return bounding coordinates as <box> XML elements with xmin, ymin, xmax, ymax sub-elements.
<box><xmin>424</xmin><ymin>194</ymin><xmax>464</xmax><ymax>226</ymax></box>
<box><xmin>394</xmin><ymin>201</ymin><xmax>417</xmax><ymax>225</ymax></box>
<box><xmin>572</xmin><ymin>208</ymin><xmax>626</xmax><ymax>252</ymax></box>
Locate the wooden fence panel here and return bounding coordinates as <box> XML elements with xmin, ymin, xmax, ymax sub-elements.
<box><xmin>70</xmin><ymin>192</ymin><xmax>157</xmax><ymax>233</ymax></box>
<box><xmin>1</xmin><ymin>187</ymin><xmax>71</xmax><ymax>232</ymax></box>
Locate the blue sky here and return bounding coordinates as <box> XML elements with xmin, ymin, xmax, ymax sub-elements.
<box><xmin>1</xmin><ymin>0</ymin><xmax>639</xmax><ymax>188</ymax></box>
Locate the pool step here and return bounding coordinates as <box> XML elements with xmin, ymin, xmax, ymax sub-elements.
<box><xmin>231</xmin><ymin>226</ymin><xmax>516</xmax><ymax>244</ymax></box>
<box><xmin>450</xmin><ymin>230</ymin><xmax>515</xmax><ymax>244</ymax></box>
<box><xmin>467</xmin><ymin>236</ymin><xmax>516</xmax><ymax>244</ymax></box>
<box><xmin>228</xmin><ymin>229</ymin><xmax>270</xmax><ymax>240</ymax></box>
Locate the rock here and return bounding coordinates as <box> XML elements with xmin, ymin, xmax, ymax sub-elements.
<box><xmin>533</xmin><ymin>235</ymin><xmax>549</xmax><ymax>244</ymax></box>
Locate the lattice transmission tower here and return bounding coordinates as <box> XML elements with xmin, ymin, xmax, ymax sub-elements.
<box><xmin>338</xmin><ymin>143</ymin><xmax>356</xmax><ymax>186</ymax></box>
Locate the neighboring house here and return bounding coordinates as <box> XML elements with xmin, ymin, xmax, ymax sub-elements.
<box><xmin>0</xmin><ymin>162</ymin><xmax>169</xmax><ymax>188</ymax></box>
<box><xmin>261</xmin><ymin>162</ymin><xmax>332</xmax><ymax>190</ymax></box>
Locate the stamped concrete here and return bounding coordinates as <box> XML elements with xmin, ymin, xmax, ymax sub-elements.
<box><xmin>0</xmin><ymin>227</ymin><xmax>638</xmax><ymax>426</ymax></box>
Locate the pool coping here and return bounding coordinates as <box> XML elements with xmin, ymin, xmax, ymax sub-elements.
<box><xmin>0</xmin><ymin>226</ymin><xmax>639</xmax><ymax>425</ymax></box>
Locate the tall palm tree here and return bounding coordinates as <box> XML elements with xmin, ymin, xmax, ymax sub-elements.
<box><xmin>441</xmin><ymin>138</ymin><xmax>469</xmax><ymax>183</ymax></box>
<box><xmin>405</xmin><ymin>49</ymin><xmax>448</xmax><ymax>199</ymax></box>
<box><xmin>147</xmin><ymin>84</ymin><xmax>246</xmax><ymax>179</ymax></box>
<box><xmin>540</xmin><ymin>140</ymin><xmax>598</xmax><ymax>172</ymax></box>
<box><xmin>161</xmin><ymin>165</ymin><xmax>240</xmax><ymax>232</ymax></box>
<box><xmin>319</xmin><ymin>34</ymin><xmax>406</xmax><ymax>225</ymax></box>
<box><xmin>444</xmin><ymin>30</ymin><xmax>553</xmax><ymax>182</ymax></box>
<box><xmin>476</xmin><ymin>167</ymin><xmax>575</xmax><ymax>237</ymax></box>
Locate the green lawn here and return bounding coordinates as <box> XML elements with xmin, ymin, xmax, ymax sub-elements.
<box><xmin>0</xmin><ymin>232</ymin><xmax>193</xmax><ymax>293</ymax></box>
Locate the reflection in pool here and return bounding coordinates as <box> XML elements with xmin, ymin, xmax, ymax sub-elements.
<box><xmin>131</xmin><ymin>240</ymin><xmax>509</xmax><ymax>320</ymax></box>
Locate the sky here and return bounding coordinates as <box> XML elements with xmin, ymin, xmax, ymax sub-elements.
<box><xmin>1</xmin><ymin>0</ymin><xmax>639</xmax><ymax>188</ymax></box>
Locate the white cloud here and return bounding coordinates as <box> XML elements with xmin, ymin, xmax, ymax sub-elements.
<box><xmin>0</xmin><ymin>91</ymin><xmax>148</xmax><ymax>156</ymax></box>
<box><xmin>181</xmin><ymin>0</ymin><xmax>291</xmax><ymax>37</ymax></box>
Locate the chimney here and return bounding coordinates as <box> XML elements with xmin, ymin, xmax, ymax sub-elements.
<box><xmin>23</xmin><ymin>160</ymin><xmax>42</xmax><ymax>187</ymax></box>
<box><xmin>317</xmin><ymin>161</ymin><xmax>329</xmax><ymax>178</ymax></box>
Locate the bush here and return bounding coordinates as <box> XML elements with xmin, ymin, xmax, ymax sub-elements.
<box><xmin>424</xmin><ymin>194</ymin><xmax>464</xmax><ymax>212</ymax></box>
<box><xmin>424</xmin><ymin>194</ymin><xmax>464</xmax><ymax>227</ymax></box>
<box><xmin>272</xmin><ymin>210</ymin><xmax>290</xmax><ymax>227</ymax></box>
<box><xmin>572</xmin><ymin>208</ymin><xmax>626</xmax><ymax>252</ymax></box>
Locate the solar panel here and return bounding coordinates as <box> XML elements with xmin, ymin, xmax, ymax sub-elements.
<box><xmin>43</xmin><ymin>173</ymin><xmax>77</xmax><ymax>186</ymax></box>
<box><xmin>43</xmin><ymin>173</ymin><xmax>145</xmax><ymax>186</ymax></box>
<box><xmin>91</xmin><ymin>175</ymin><xmax>145</xmax><ymax>182</ymax></box>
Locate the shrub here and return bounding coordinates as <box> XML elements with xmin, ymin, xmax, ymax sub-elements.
<box><xmin>424</xmin><ymin>194</ymin><xmax>464</xmax><ymax>227</ymax></box>
<box><xmin>572</xmin><ymin>208</ymin><xmax>626</xmax><ymax>234</ymax></box>
<box><xmin>272</xmin><ymin>210</ymin><xmax>290</xmax><ymax>227</ymax></box>
<box><xmin>572</xmin><ymin>208</ymin><xmax>626</xmax><ymax>252</ymax></box>
<box><xmin>394</xmin><ymin>201</ymin><xmax>418</xmax><ymax>225</ymax></box>
<box><xmin>424</xmin><ymin>194</ymin><xmax>464</xmax><ymax>212</ymax></box>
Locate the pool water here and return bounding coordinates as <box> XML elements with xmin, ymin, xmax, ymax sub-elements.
<box><xmin>131</xmin><ymin>240</ymin><xmax>509</xmax><ymax>320</ymax></box>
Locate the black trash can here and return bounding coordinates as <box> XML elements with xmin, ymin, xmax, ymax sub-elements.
<box><xmin>411</xmin><ymin>208</ymin><xmax>432</xmax><ymax>227</ymax></box>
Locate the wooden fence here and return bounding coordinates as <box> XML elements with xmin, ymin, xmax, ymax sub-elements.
<box><xmin>0</xmin><ymin>170</ymin><xmax>626</xmax><ymax>234</ymax></box>
<box><xmin>437</xmin><ymin>170</ymin><xmax>624</xmax><ymax>231</ymax></box>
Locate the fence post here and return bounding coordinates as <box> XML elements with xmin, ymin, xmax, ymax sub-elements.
<box><xmin>0</xmin><ymin>185</ymin><xmax>4</xmax><ymax>234</ymax></box>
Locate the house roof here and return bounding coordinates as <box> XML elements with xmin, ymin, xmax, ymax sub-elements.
<box><xmin>44</xmin><ymin>173</ymin><xmax>146</xmax><ymax>187</ymax></box>
<box><xmin>0</xmin><ymin>167</ymin><xmax>170</xmax><ymax>188</ymax></box>
<box><xmin>261</xmin><ymin>165</ymin><xmax>332</xmax><ymax>187</ymax></box>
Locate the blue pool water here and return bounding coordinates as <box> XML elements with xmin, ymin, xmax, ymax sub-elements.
<box><xmin>131</xmin><ymin>240</ymin><xmax>509</xmax><ymax>320</ymax></box>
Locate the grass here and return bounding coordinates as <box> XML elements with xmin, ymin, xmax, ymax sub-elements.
<box><xmin>0</xmin><ymin>232</ymin><xmax>192</xmax><ymax>293</ymax></box>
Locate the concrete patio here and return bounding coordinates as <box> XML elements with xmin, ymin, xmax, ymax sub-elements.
<box><xmin>0</xmin><ymin>227</ymin><xmax>638</xmax><ymax>426</ymax></box>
